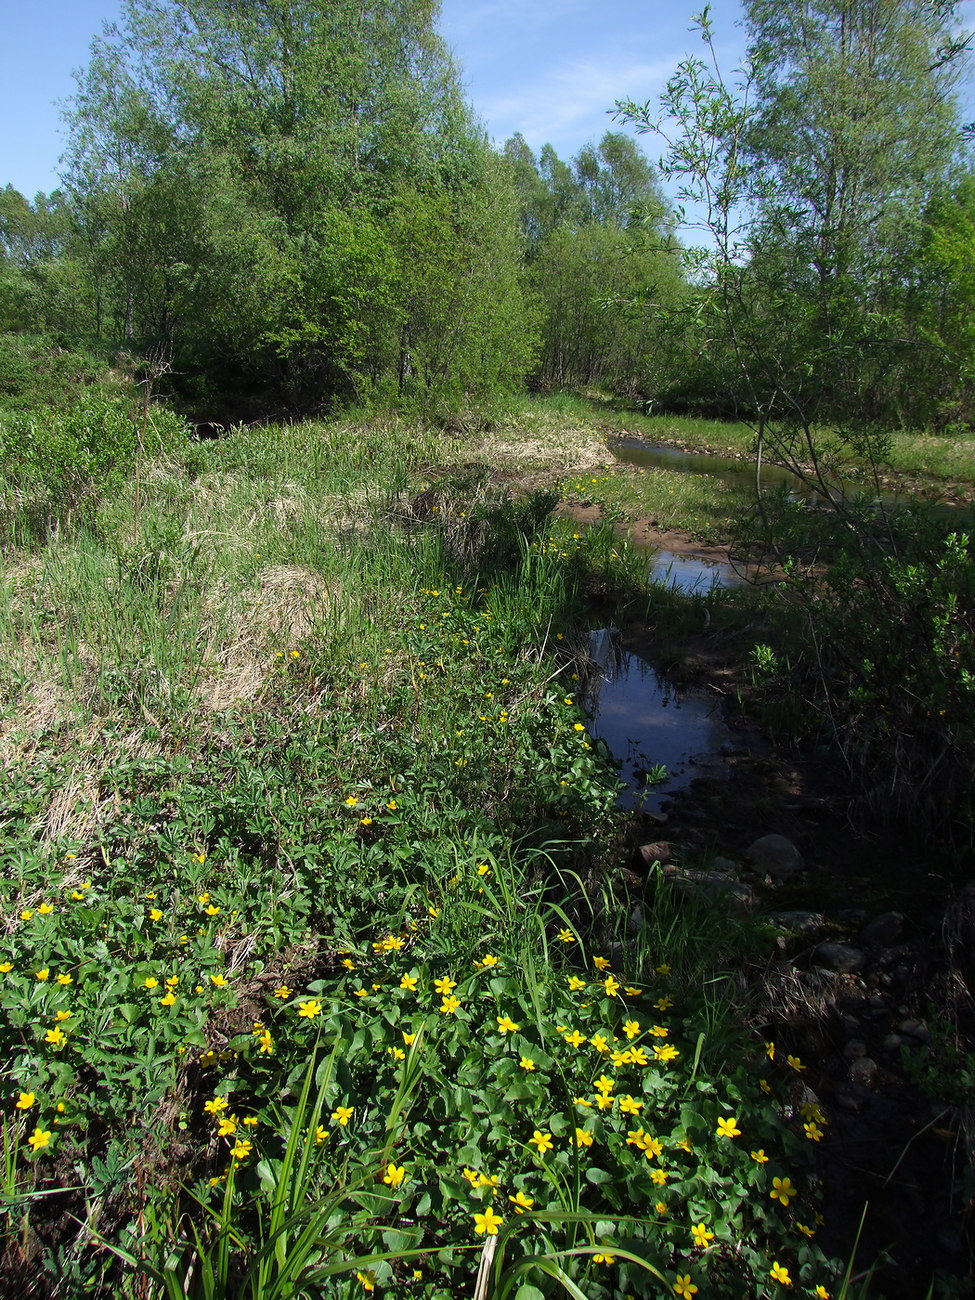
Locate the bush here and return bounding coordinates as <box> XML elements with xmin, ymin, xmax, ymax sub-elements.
<box><xmin>0</xmin><ymin>390</ymin><xmax>191</xmax><ymax>535</ymax></box>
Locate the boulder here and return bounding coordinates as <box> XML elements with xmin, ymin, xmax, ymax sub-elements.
<box><xmin>746</xmin><ymin>833</ymin><xmax>804</xmax><ymax>880</ymax></box>
<box><xmin>813</xmin><ymin>942</ymin><xmax>867</xmax><ymax>974</ymax></box>
<box><xmin>859</xmin><ymin>911</ymin><xmax>904</xmax><ymax>947</ymax></box>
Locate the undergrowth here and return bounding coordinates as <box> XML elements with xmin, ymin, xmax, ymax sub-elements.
<box><xmin>0</xmin><ymin>419</ymin><xmax>841</xmax><ymax>1297</ymax></box>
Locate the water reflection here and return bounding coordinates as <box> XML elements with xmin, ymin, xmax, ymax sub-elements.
<box><xmin>585</xmin><ymin>633</ymin><xmax>729</xmax><ymax>812</ymax></box>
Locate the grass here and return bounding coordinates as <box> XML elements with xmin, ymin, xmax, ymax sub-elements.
<box><xmin>0</xmin><ymin>415</ymin><xmax>845</xmax><ymax>1298</ymax></box>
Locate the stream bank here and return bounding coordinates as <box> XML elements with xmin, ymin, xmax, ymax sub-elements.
<box><xmin>546</xmin><ymin>428</ymin><xmax>974</xmax><ymax>1296</ymax></box>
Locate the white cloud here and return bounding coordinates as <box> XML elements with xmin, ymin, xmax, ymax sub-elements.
<box><xmin>474</xmin><ymin>54</ymin><xmax>677</xmax><ymax>155</ymax></box>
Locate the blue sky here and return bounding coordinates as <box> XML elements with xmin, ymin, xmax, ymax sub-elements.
<box><xmin>1</xmin><ymin>0</ymin><xmax>748</xmax><ymax>200</ymax></box>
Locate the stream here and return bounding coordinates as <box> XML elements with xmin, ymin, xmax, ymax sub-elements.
<box><xmin>584</xmin><ymin>436</ymin><xmax>747</xmax><ymax>809</ymax></box>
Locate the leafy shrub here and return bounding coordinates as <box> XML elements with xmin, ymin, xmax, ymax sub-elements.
<box><xmin>0</xmin><ymin>390</ymin><xmax>191</xmax><ymax>534</ymax></box>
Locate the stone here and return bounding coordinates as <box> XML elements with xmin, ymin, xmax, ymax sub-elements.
<box><xmin>849</xmin><ymin>1055</ymin><xmax>878</xmax><ymax>1086</ymax></box>
<box><xmin>661</xmin><ymin>866</ymin><xmax>758</xmax><ymax>912</ymax></box>
<box><xmin>770</xmin><ymin>910</ymin><xmax>825</xmax><ymax>935</ymax></box>
<box><xmin>842</xmin><ymin>1040</ymin><xmax>868</xmax><ymax>1060</ymax></box>
<box><xmin>635</xmin><ymin>842</ymin><xmax>673</xmax><ymax>869</ymax></box>
<box><xmin>813</xmin><ymin>942</ymin><xmax>867</xmax><ymax>974</ymax></box>
<box><xmin>882</xmin><ymin>1034</ymin><xmax>904</xmax><ymax>1052</ymax></box>
<box><xmin>859</xmin><ymin>911</ymin><xmax>905</xmax><ymax>947</ymax></box>
<box><xmin>746</xmin><ymin>833</ymin><xmax>804</xmax><ymax>880</ymax></box>
<box><xmin>897</xmin><ymin>1018</ymin><xmax>930</xmax><ymax>1043</ymax></box>
<box><xmin>711</xmin><ymin>856</ymin><xmax>738</xmax><ymax>873</ymax></box>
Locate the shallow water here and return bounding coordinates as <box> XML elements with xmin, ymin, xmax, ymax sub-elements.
<box><xmin>648</xmin><ymin>548</ymin><xmax>744</xmax><ymax>594</ymax></box>
<box><xmin>585</xmin><ymin>635</ymin><xmax>730</xmax><ymax>812</ymax></box>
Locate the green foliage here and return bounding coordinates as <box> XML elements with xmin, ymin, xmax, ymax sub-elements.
<box><xmin>0</xmin><ymin>416</ymin><xmax>843</xmax><ymax>1296</ymax></box>
<box><xmin>58</xmin><ymin>0</ymin><xmax>535</xmax><ymax>416</ymax></box>
<box><xmin>0</xmin><ymin>388</ymin><xmax>190</xmax><ymax>534</ymax></box>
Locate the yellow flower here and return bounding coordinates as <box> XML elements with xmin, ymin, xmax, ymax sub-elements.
<box><xmin>462</xmin><ymin>1167</ymin><xmax>480</xmax><ymax>1184</ymax></box>
<box><xmin>439</xmin><ymin>995</ymin><xmax>461</xmax><ymax>1014</ymax></box>
<box><xmin>786</xmin><ymin>1053</ymin><xmax>805</xmax><ymax>1071</ymax></box>
<box><xmin>476</xmin><ymin>863</ymin><xmax>490</xmax><ymax>876</ymax></box>
<box><xmin>573</xmin><ymin>722</ymin><xmax>585</xmax><ymax>732</ymax></box>
<box><xmin>428</xmin><ymin>906</ymin><xmax>441</xmax><ymax>919</ymax></box>
<box><xmin>149</xmin><ymin>909</ymin><xmax>163</xmax><ymax>921</ymax></box>
<box><xmin>593</xmin><ymin>956</ymin><xmax>610</xmax><ymax>970</ymax></box>
<box><xmin>623</xmin><ymin>1019</ymin><xmax>641</xmax><ymax>1039</ymax></box>
<box><xmin>38</xmin><ymin>904</ymin><xmax>54</xmax><ymax>915</ymax></box>
<box><xmin>496</xmin><ymin>1015</ymin><xmax>519</xmax><ymax>1034</ymax></box>
<box><xmin>509</xmin><ymin>1190</ymin><xmax>534</xmax><ymax>1212</ymax></box>
<box><xmin>797</xmin><ymin>1222</ymin><xmax>815</xmax><ymax>1238</ymax></box>
<box><xmin>210</xmin><ymin>973</ymin><xmax>228</xmax><ymax>987</ymax></box>
<box><xmin>473</xmin><ymin>1207</ymin><xmax>503</xmax><ymax>1235</ymax></box>
<box><xmin>0</xmin><ymin>963</ymin><xmax>12</xmax><ymax>973</ymax></box>
<box><xmin>258</xmin><ymin>1030</ymin><xmax>273</xmax><ymax>1052</ymax></box>
<box><xmin>563</xmin><ymin>1030</ymin><xmax>586</xmax><ymax>1048</ymax></box>
<box><xmin>54</xmin><ymin>1010</ymin><xmax>71</xmax><ymax>1023</ymax></box>
<box><xmin>389</xmin><ymin>1046</ymin><xmax>405</xmax><ymax>1060</ymax></box>
<box><xmin>815</xmin><ymin>1288</ymin><xmax>831</xmax><ymax>1299</ymax></box>
<box><xmin>356</xmin><ymin>1270</ymin><xmax>376</xmax><ymax>1292</ymax></box>
<box><xmin>477</xmin><ymin>1173</ymin><xmax>498</xmax><ymax>1192</ymax></box>
<box><xmin>656</xmin><ymin>1200</ymin><xmax>668</xmax><ymax>1215</ymax></box>
<box><xmin>751</xmin><ymin>1149</ymin><xmax>769</xmax><ymax>1163</ymax></box>
<box><xmin>315</xmin><ymin>1126</ymin><xmax>329</xmax><ymax>1144</ymax></box>
<box><xmin>56</xmin><ymin>974</ymin><xmax>72</xmax><ymax>987</ymax></box>
<box><xmin>27</xmin><ymin>1128</ymin><xmax>51</xmax><ymax>1152</ymax></box>
<box><xmin>769</xmin><ymin>1261</ymin><xmax>792</xmax><ymax>1285</ymax></box>
<box><xmin>770</xmin><ymin>1176</ymin><xmax>797</xmax><ymax>1206</ymax></box>
<box><xmin>230</xmin><ymin>1139</ymin><xmax>252</xmax><ymax>1160</ymax></box>
<box><xmin>655</xmin><ymin>996</ymin><xmax>673</xmax><ymax>1011</ymax></box>
<box><xmin>528</xmin><ymin>1130</ymin><xmax>553</xmax><ymax>1154</ymax></box>
<box><xmin>673</xmin><ymin>1276</ymin><xmax>698</xmax><ymax>1299</ymax></box>
<box><xmin>35</xmin><ymin>969</ymin><xmax>50</xmax><ymax>982</ymax></box>
<box><xmin>20</xmin><ymin>911</ymin><xmax>33</xmax><ymax>922</ymax></box>
<box><xmin>402</xmin><ymin>1031</ymin><xmax>416</xmax><ymax>1045</ymax></box>
<box><xmin>690</xmin><ymin>1223</ymin><xmax>714</xmax><ymax>1248</ymax></box>
<box><xmin>803</xmin><ymin>1121</ymin><xmax>825</xmax><ymax>1142</ymax></box>
<box><xmin>518</xmin><ymin>1057</ymin><xmax>535</xmax><ymax>1071</ymax></box>
<box><xmin>619</xmin><ymin>1095</ymin><xmax>642</xmax><ymax>1115</ymax></box>
<box><xmin>557</xmin><ymin>929</ymin><xmax>576</xmax><ymax>942</ymax></box>
<box><xmin>297</xmin><ymin>1000</ymin><xmax>322</xmax><ymax>1018</ymax></box>
<box><xmin>716</xmin><ymin>1116</ymin><xmax>741</xmax><ymax>1138</ymax></box>
<box><xmin>144</xmin><ymin>977</ymin><xmax>159</xmax><ymax>990</ymax></box>
<box><xmin>654</xmin><ymin>1044</ymin><xmax>679</xmax><ymax>1062</ymax></box>
<box><xmin>242</xmin><ymin>1116</ymin><xmax>258</xmax><ymax>1127</ymax></box>
<box><xmin>205</xmin><ymin>905</ymin><xmax>220</xmax><ymax>916</ymax></box>
<box><xmin>400</xmin><ymin>973</ymin><xmax>419</xmax><ymax>991</ymax></box>
<box><xmin>592</xmin><ymin>1252</ymin><xmax>615</xmax><ymax>1264</ymax></box>
<box><xmin>590</xmin><ymin>1033</ymin><xmax>610</xmax><ymax>1053</ymax></box>
<box><xmin>360</xmin><ymin>817</ymin><xmax>373</xmax><ymax>826</ymax></box>
<box><xmin>650</xmin><ymin>1168</ymin><xmax>668</xmax><ymax>1185</ymax></box>
<box><xmin>331</xmin><ymin>1106</ymin><xmax>353</xmax><ymax>1126</ymax></box>
<box><xmin>603</xmin><ymin>975</ymin><xmax>621</xmax><ymax>997</ymax></box>
<box><xmin>383</xmin><ymin>1163</ymin><xmax>406</xmax><ymax>1187</ymax></box>
<box><xmin>650</xmin><ymin>1024</ymin><xmax>669</xmax><ymax>1037</ymax></box>
<box><xmin>344</xmin><ymin>796</ymin><xmax>359</xmax><ymax>807</ymax></box>
<box><xmin>71</xmin><ymin>891</ymin><xmax>84</xmax><ymax>901</ymax></box>
<box><xmin>272</xmin><ymin>986</ymin><xmax>292</xmax><ymax>999</ymax></box>
<box><xmin>45</xmin><ymin>1027</ymin><xmax>66</xmax><ymax>1048</ymax></box>
<box><xmin>16</xmin><ymin>1092</ymin><xmax>35</xmax><ymax>1110</ymax></box>
<box><xmin>204</xmin><ymin>1097</ymin><xmax>229</xmax><ymax>1114</ymax></box>
<box><xmin>573</xmin><ymin>1127</ymin><xmax>594</xmax><ymax>1147</ymax></box>
<box><xmin>434</xmin><ymin>977</ymin><xmax>457</xmax><ymax>995</ymax></box>
<box><xmin>567</xmin><ymin>975</ymin><xmax>586</xmax><ymax>991</ymax></box>
<box><xmin>386</xmin><ymin>800</ymin><xmax>398</xmax><ymax>811</ymax></box>
<box><xmin>217</xmin><ymin>1115</ymin><xmax>238</xmax><ymax>1136</ymax></box>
